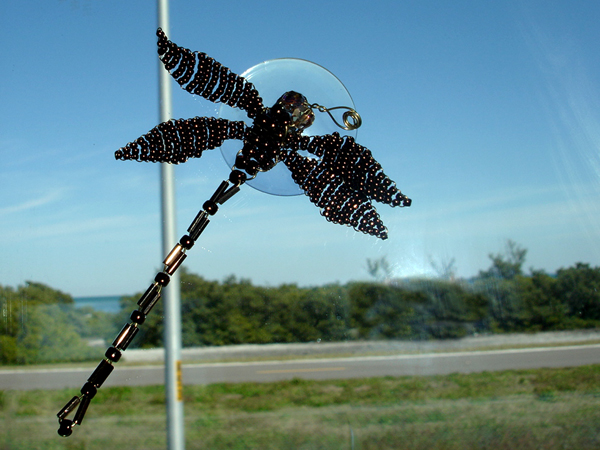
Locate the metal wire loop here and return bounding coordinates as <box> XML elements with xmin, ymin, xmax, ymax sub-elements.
<box><xmin>310</xmin><ymin>103</ymin><xmax>362</xmax><ymax>131</ymax></box>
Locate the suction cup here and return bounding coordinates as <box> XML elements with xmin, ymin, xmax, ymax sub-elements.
<box><xmin>218</xmin><ymin>58</ymin><xmax>357</xmax><ymax>196</ymax></box>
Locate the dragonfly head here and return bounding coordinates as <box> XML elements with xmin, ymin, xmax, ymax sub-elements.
<box><xmin>275</xmin><ymin>91</ymin><xmax>315</xmax><ymax>132</ymax></box>
<box><xmin>275</xmin><ymin>91</ymin><xmax>362</xmax><ymax>133</ymax></box>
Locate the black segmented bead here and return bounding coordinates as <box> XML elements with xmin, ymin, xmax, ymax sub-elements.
<box><xmin>245</xmin><ymin>159</ymin><xmax>259</xmax><ymax>176</ymax></box>
<box><xmin>217</xmin><ymin>185</ymin><xmax>240</xmax><ymax>204</ymax></box>
<box><xmin>80</xmin><ymin>382</ymin><xmax>97</xmax><ymax>399</ymax></box>
<box><xmin>234</xmin><ymin>153</ymin><xmax>247</xmax><ymax>170</ymax></box>
<box><xmin>57</xmin><ymin>396</ymin><xmax>80</xmax><ymax>420</ymax></box>
<box><xmin>88</xmin><ymin>360</ymin><xmax>114</xmax><ymax>388</ymax></box>
<box><xmin>105</xmin><ymin>346</ymin><xmax>122</xmax><ymax>363</ymax></box>
<box><xmin>130</xmin><ymin>310</ymin><xmax>146</xmax><ymax>325</ymax></box>
<box><xmin>203</xmin><ymin>200</ymin><xmax>218</xmax><ymax>215</ymax></box>
<box><xmin>209</xmin><ymin>180</ymin><xmax>229</xmax><ymax>203</ymax></box>
<box><xmin>137</xmin><ymin>283</ymin><xmax>161</xmax><ymax>314</ymax></box>
<box><xmin>113</xmin><ymin>323</ymin><xmax>139</xmax><ymax>350</ymax></box>
<box><xmin>73</xmin><ymin>395</ymin><xmax>91</xmax><ymax>426</ymax></box>
<box><xmin>180</xmin><ymin>234</ymin><xmax>194</xmax><ymax>250</ymax></box>
<box><xmin>58</xmin><ymin>419</ymin><xmax>74</xmax><ymax>437</ymax></box>
<box><xmin>188</xmin><ymin>210</ymin><xmax>210</xmax><ymax>241</ymax></box>
<box><xmin>155</xmin><ymin>272</ymin><xmax>170</xmax><ymax>286</ymax></box>
<box><xmin>229</xmin><ymin>170</ymin><xmax>247</xmax><ymax>186</ymax></box>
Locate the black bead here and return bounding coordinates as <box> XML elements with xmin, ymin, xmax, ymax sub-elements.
<box><xmin>210</xmin><ymin>180</ymin><xmax>230</xmax><ymax>203</ymax></box>
<box><xmin>57</xmin><ymin>396</ymin><xmax>80</xmax><ymax>420</ymax></box>
<box><xmin>105</xmin><ymin>346</ymin><xmax>122</xmax><ymax>363</ymax></box>
<box><xmin>180</xmin><ymin>234</ymin><xmax>194</xmax><ymax>250</ymax></box>
<box><xmin>229</xmin><ymin>170</ymin><xmax>247</xmax><ymax>185</ymax></box>
<box><xmin>245</xmin><ymin>159</ymin><xmax>259</xmax><ymax>176</ymax></box>
<box><xmin>112</xmin><ymin>323</ymin><xmax>139</xmax><ymax>350</ymax></box>
<box><xmin>130</xmin><ymin>310</ymin><xmax>146</xmax><ymax>325</ymax></box>
<box><xmin>58</xmin><ymin>419</ymin><xmax>74</xmax><ymax>437</ymax></box>
<box><xmin>234</xmin><ymin>153</ymin><xmax>247</xmax><ymax>169</ymax></box>
<box><xmin>88</xmin><ymin>360</ymin><xmax>114</xmax><ymax>388</ymax></box>
<box><xmin>155</xmin><ymin>272</ymin><xmax>170</xmax><ymax>286</ymax></box>
<box><xmin>402</xmin><ymin>198</ymin><xmax>412</xmax><ymax>207</ymax></box>
<box><xmin>188</xmin><ymin>210</ymin><xmax>210</xmax><ymax>241</ymax></box>
<box><xmin>203</xmin><ymin>200</ymin><xmax>218</xmax><ymax>215</ymax></box>
<box><xmin>73</xmin><ymin>395</ymin><xmax>91</xmax><ymax>426</ymax></box>
<box><xmin>137</xmin><ymin>283</ymin><xmax>161</xmax><ymax>313</ymax></box>
<box><xmin>80</xmin><ymin>382</ymin><xmax>97</xmax><ymax>399</ymax></box>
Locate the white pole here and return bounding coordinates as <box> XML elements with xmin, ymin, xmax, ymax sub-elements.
<box><xmin>157</xmin><ymin>1</ymin><xmax>185</xmax><ymax>449</ymax></box>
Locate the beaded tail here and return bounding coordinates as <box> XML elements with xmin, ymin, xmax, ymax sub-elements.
<box><xmin>56</xmin><ymin>169</ymin><xmax>249</xmax><ymax>436</ymax></box>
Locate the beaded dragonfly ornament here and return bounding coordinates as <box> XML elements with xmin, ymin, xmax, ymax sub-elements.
<box><xmin>56</xmin><ymin>28</ymin><xmax>411</xmax><ymax>436</ymax></box>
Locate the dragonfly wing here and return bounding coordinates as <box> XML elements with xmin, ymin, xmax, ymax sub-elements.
<box><xmin>115</xmin><ymin>117</ymin><xmax>246</xmax><ymax>164</ymax></box>
<box><xmin>156</xmin><ymin>28</ymin><xmax>264</xmax><ymax>119</ymax></box>
<box><xmin>282</xmin><ymin>133</ymin><xmax>411</xmax><ymax>240</ymax></box>
<box><xmin>283</xmin><ymin>151</ymin><xmax>389</xmax><ymax>239</ymax></box>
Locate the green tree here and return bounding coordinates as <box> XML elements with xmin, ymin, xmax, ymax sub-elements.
<box><xmin>0</xmin><ymin>285</ymin><xmax>20</xmax><ymax>363</ymax></box>
<box><xmin>404</xmin><ymin>279</ymin><xmax>488</xmax><ymax>339</ymax></box>
<box><xmin>555</xmin><ymin>263</ymin><xmax>600</xmax><ymax>323</ymax></box>
<box><xmin>348</xmin><ymin>282</ymin><xmax>417</xmax><ymax>339</ymax></box>
<box><xmin>472</xmin><ymin>277</ymin><xmax>522</xmax><ymax>331</ymax></box>
<box><xmin>1</xmin><ymin>282</ymin><xmax>99</xmax><ymax>364</ymax></box>
<box><xmin>286</xmin><ymin>284</ymin><xmax>349</xmax><ymax>342</ymax></box>
<box><xmin>475</xmin><ymin>240</ymin><xmax>527</xmax><ymax>330</ymax></box>
<box><xmin>309</xmin><ymin>284</ymin><xmax>350</xmax><ymax>342</ymax></box>
<box><xmin>17</xmin><ymin>304</ymin><xmax>98</xmax><ymax>364</ymax></box>
<box><xmin>264</xmin><ymin>284</ymin><xmax>309</xmax><ymax>343</ymax></box>
<box><xmin>516</xmin><ymin>271</ymin><xmax>567</xmax><ymax>331</ymax></box>
<box><xmin>120</xmin><ymin>269</ymin><xmax>351</xmax><ymax>347</ymax></box>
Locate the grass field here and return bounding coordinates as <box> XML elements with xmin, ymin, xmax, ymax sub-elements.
<box><xmin>1</xmin><ymin>364</ymin><xmax>599</xmax><ymax>449</ymax></box>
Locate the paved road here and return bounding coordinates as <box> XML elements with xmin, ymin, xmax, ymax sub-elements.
<box><xmin>1</xmin><ymin>344</ymin><xmax>599</xmax><ymax>390</ymax></box>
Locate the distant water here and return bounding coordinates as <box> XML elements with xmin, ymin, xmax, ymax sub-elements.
<box><xmin>74</xmin><ymin>295</ymin><xmax>122</xmax><ymax>313</ymax></box>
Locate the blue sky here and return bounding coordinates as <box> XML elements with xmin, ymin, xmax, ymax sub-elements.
<box><xmin>2</xmin><ymin>1</ymin><xmax>599</xmax><ymax>297</ymax></box>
